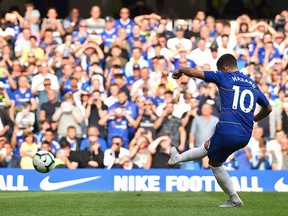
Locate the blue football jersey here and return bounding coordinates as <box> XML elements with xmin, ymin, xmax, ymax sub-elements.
<box><xmin>114</xmin><ymin>19</ymin><xmax>135</xmax><ymax>34</ymax></box>
<box><xmin>12</xmin><ymin>89</ymin><xmax>35</xmax><ymax>107</ymax></box>
<box><xmin>204</xmin><ymin>71</ymin><xmax>269</xmax><ymax>137</ymax></box>
<box><xmin>100</xmin><ymin>29</ymin><xmax>118</xmax><ymax>48</ymax></box>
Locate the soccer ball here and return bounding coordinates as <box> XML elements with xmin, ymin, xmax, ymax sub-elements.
<box><xmin>33</xmin><ymin>151</ymin><xmax>55</xmax><ymax>173</ymax></box>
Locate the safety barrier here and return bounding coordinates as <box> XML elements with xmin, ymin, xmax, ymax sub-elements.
<box><xmin>0</xmin><ymin>169</ymin><xmax>287</xmax><ymax>192</ymax></box>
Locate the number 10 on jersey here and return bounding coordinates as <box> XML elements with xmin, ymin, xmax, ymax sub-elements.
<box><xmin>232</xmin><ymin>85</ymin><xmax>254</xmax><ymax>113</ymax></box>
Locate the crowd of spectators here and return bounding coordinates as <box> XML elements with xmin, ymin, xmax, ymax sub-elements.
<box><xmin>0</xmin><ymin>3</ymin><xmax>287</xmax><ymax>170</ymax></box>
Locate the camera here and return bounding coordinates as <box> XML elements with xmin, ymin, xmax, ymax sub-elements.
<box><xmin>114</xmin><ymin>108</ymin><xmax>122</xmax><ymax>115</ymax></box>
<box><xmin>181</xmin><ymin>82</ymin><xmax>188</xmax><ymax>93</ymax></box>
<box><xmin>277</xmin><ymin>15</ymin><xmax>286</xmax><ymax>25</ymax></box>
<box><xmin>19</xmin><ymin>123</ymin><xmax>29</xmax><ymax>129</ymax></box>
<box><xmin>89</xmin><ymin>141</ymin><xmax>97</xmax><ymax>146</ymax></box>
<box><xmin>62</xmin><ymin>102</ymin><xmax>72</xmax><ymax>112</ymax></box>
<box><xmin>0</xmin><ymin>148</ymin><xmax>6</xmax><ymax>156</ymax></box>
<box><xmin>240</xmin><ymin>44</ymin><xmax>249</xmax><ymax>49</ymax></box>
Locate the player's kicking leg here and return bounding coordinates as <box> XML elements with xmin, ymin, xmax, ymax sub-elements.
<box><xmin>167</xmin><ymin>140</ymin><xmax>209</xmax><ymax>167</ymax></box>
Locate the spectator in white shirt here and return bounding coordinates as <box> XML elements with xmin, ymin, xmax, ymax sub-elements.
<box><xmin>31</xmin><ymin>61</ymin><xmax>59</xmax><ymax>94</ymax></box>
<box><xmin>188</xmin><ymin>38</ymin><xmax>213</xmax><ymax>67</ymax></box>
<box><xmin>217</xmin><ymin>34</ymin><xmax>234</xmax><ymax>58</ymax></box>
<box><xmin>103</xmin><ymin>136</ymin><xmax>129</xmax><ymax>169</ymax></box>
<box><xmin>86</xmin><ymin>5</ymin><xmax>105</xmax><ymax>34</ymax></box>
<box><xmin>14</xmin><ymin>28</ymin><xmax>32</xmax><ymax>58</ymax></box>
<box><xmin>24</xmin><ymin>2</ymin><xmax>41</xmax><ymax>33</ymax></box>
<box><xmin>167</xmin><ymin>25</ymin><xmax>192</xmax><ymax>53</ymax></box>
<box><xmin>0</xmin><ymin>18</ymin><xmax>15</xmax><ymax>43</ymax></box>
<box><xmin>104</xmin><ymin>83</ymin><xmax>119</xmax><ymax>108</ymax></box>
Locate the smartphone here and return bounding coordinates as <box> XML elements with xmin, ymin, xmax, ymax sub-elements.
<box><xmin>0</xmin><ymin>68</ymin><xmax>5</xmax><ymax>78</ymax></box>
<box><xmin>2</xmin><ymin>148</ymin><xmax>6</xmax><ymax>156</ymax></box>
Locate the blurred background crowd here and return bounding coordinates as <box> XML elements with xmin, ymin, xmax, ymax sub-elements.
<box><xmin>0</xmin><ymin>1</ymin><xmax>287</xmax><ymax>171</ymax></box>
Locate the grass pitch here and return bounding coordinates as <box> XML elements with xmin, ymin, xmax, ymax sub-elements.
<box><xmin>0</xmin><ymin>191</ymin><xmax>287</xmax><ymax>216</ymax></box>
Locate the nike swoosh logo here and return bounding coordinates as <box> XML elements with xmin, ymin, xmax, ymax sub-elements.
<box><xmin>40</xmin><ymin>176</ymin><xmax>101</xmax><ymax>191</ymax></box>
<box><xmin>274</xmin><ymin>177</ymin><xmax>288</xmax><ymax>192</ymax></box>
<box><xmin>43</xmin><ymin>155</ymin><xmax>47</xmax><ymax>163</ymax></box>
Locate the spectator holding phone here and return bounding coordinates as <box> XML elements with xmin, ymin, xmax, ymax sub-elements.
<box><xmin>99</xmin><ymin>105</ymin><xmax>137</xmax><ymax>149</ymax></box>
<box><xmin>79</xmin><ymin>125</ymin><xmax>107</xmax><ymax>151</ymax></box>
<box><xmin>252</xmin><ymin>139</ymin><xmax>274</xmax><ymax>170</ymax></box>
<box><xmin>135</xmin><ymin>99</ymin><xmax>157</xmax><ymax>138</ymax></box>
<box><xmin>62</xmin><ymin>8</ymin><xmax>82</xmax><ymax>34</ymax></box>
<box><xmin>15</xmin><ymin>101</ymin><xmax>35</xmax><ymax>131</ymax></box>
<box><xmin>77</xmin><ymin>141</ymin><xmax>105</xmax><ymax>168</ymax></box>
<box><xmin>154</xmin><ymin>102</ymin><xmax>186</xmax><ymax>152</ymax></box>
<box><xmin>52</xmin><ymin>92</ymin><xmax>83</xmax><ymax>139</ymax></box>
<box><xmin>85</xmin><ymin>90</ymin><xmax>107</xmax><ymax>139</ymax></box>
<box><xmin>129</xmin><ymin>128</ymin><xmax>153</xmax><ymax>169</ymax></box>
<box><xmin>0</xmin><ymin>82</ymin><xmax>11</xmax><ymax>109</ymax></box>
<box><xmin>10</xmin><ymin>75</ymin><xmax>37</xmax><ymax>120</ymax></box>
<box><xmin>0</xmin><ymin>142</ymin><xmax>20</xmax><ymax>168</ymax></box>
<box><xmin>72</xmin><ymin>19</ymin><xmax>90</xmax><ymax>44</ymax></box>
<box><xmin>31</xmin><ymin>60</ymin><xmax>59</xmax><ymax>94</ymax></box>
<box><xmin>40</xmin><ymin>7</ymin><xmax>65</xmax><ymax>42</ymax></box>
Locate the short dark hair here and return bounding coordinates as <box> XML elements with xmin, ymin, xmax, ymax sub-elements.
<box><xmin>41</xmin><ymin>140</ymin><xmax>51</xmax><ymax>147</ymax></box>
<box><xmin>118</xmin><ymin>89</ymin><xmax>127</xmax><ymax>96</ymax></box>
<box><xmin>110</xmin><ymin>83</ymin><xmax>118</xmax><ymax>88</ymax></box>
<box><xmin>45</xmin><ymin>28</ymin><xmax>53</xmax><ymax>33</ymax></box>
<box><xmin>45</xmin><ymin>128</ymin><xmax>54</xmax><ymax>134</ymax></box>
<box><xmin>88</xmin><ymin>124</ymin><xmax>99</xmax><ymax>130</ymax></box>
<box><xmin>216</xmin><ymin>54</ymin><xmax>237</xmax><ymax>71</ymax></box>
<box><xmin>60</xmin><ymin>139</ymin><xmax>70</xmax><ymax>149</ymax></box>
<box><xmin>92</xmin><ymin>89</ymin><xmax>101</xmax><ymax>94</ymax></box>
<box><xmin>114</xmin><ymin>74</ymin><xmax>124</xmax><ymax>79</ymax></box>
<box><xmin>132</xmin><ymin>47</ymin><xmax>142</xmax><ymax>52</ymax></box>
<box><xmin>112</xmin><ymin>136</ymin><xmax>123</xmax><ymax>142</ymax></box>
<box><xmin>164</xmin><ymin>90</ymin><xmax>173</xmax><ymax>95</ymax></box>
<box><xmin>29</xmin><ymin>35</ymin><xmax>37</xmax><ymax>40</ymax></box>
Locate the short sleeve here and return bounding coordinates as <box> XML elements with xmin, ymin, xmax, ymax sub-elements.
<box><xmin>256</xmin><ymin>89</ymin><xmax>269</xmax><ymax>107</ymax></box>
<box><xmin>190</xmin><ymin>118</ymin><xmax>197</xmax><ymax>136</ymax></box>
<box><xmin>10</xmin><ymin>92</ymin><xmax>15</xmax><ymax>101</ymax></box>
<box><xmin>30</xmin><ymin>92</ymin><xmax>35</xmax><ymax>99</ymax></box>
<box><xmin>204</xmin><ymin>71</ymin><xmax>225</xmax><ymax>85</ymax></box>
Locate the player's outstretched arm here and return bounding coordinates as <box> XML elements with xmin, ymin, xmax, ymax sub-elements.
<box><xmin>172</xmin><ymin>67</ymin><xmax>205</xmax><ymax>80</ymax></box>
<box><xmin>253</xmin><ymin>104</ymin><xmax>272</xmax><ymax>122</ymax></box>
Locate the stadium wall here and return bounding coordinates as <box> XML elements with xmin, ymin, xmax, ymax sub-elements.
<box><xmin>0</xmin><ymin>169</ymin><xmax>287</xmax><ymax>192</ymax></box>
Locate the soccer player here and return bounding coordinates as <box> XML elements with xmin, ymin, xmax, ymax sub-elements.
<box><xmin>168</xmin><ymin>54</ymin><xmax>272</xmax><ymax>207</ymax></box>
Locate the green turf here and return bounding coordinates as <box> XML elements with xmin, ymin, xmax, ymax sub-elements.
<box><xmin>0</xmin><ymin>192</ymin><xmax>287</xmax><ymax>216</ymax></box>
